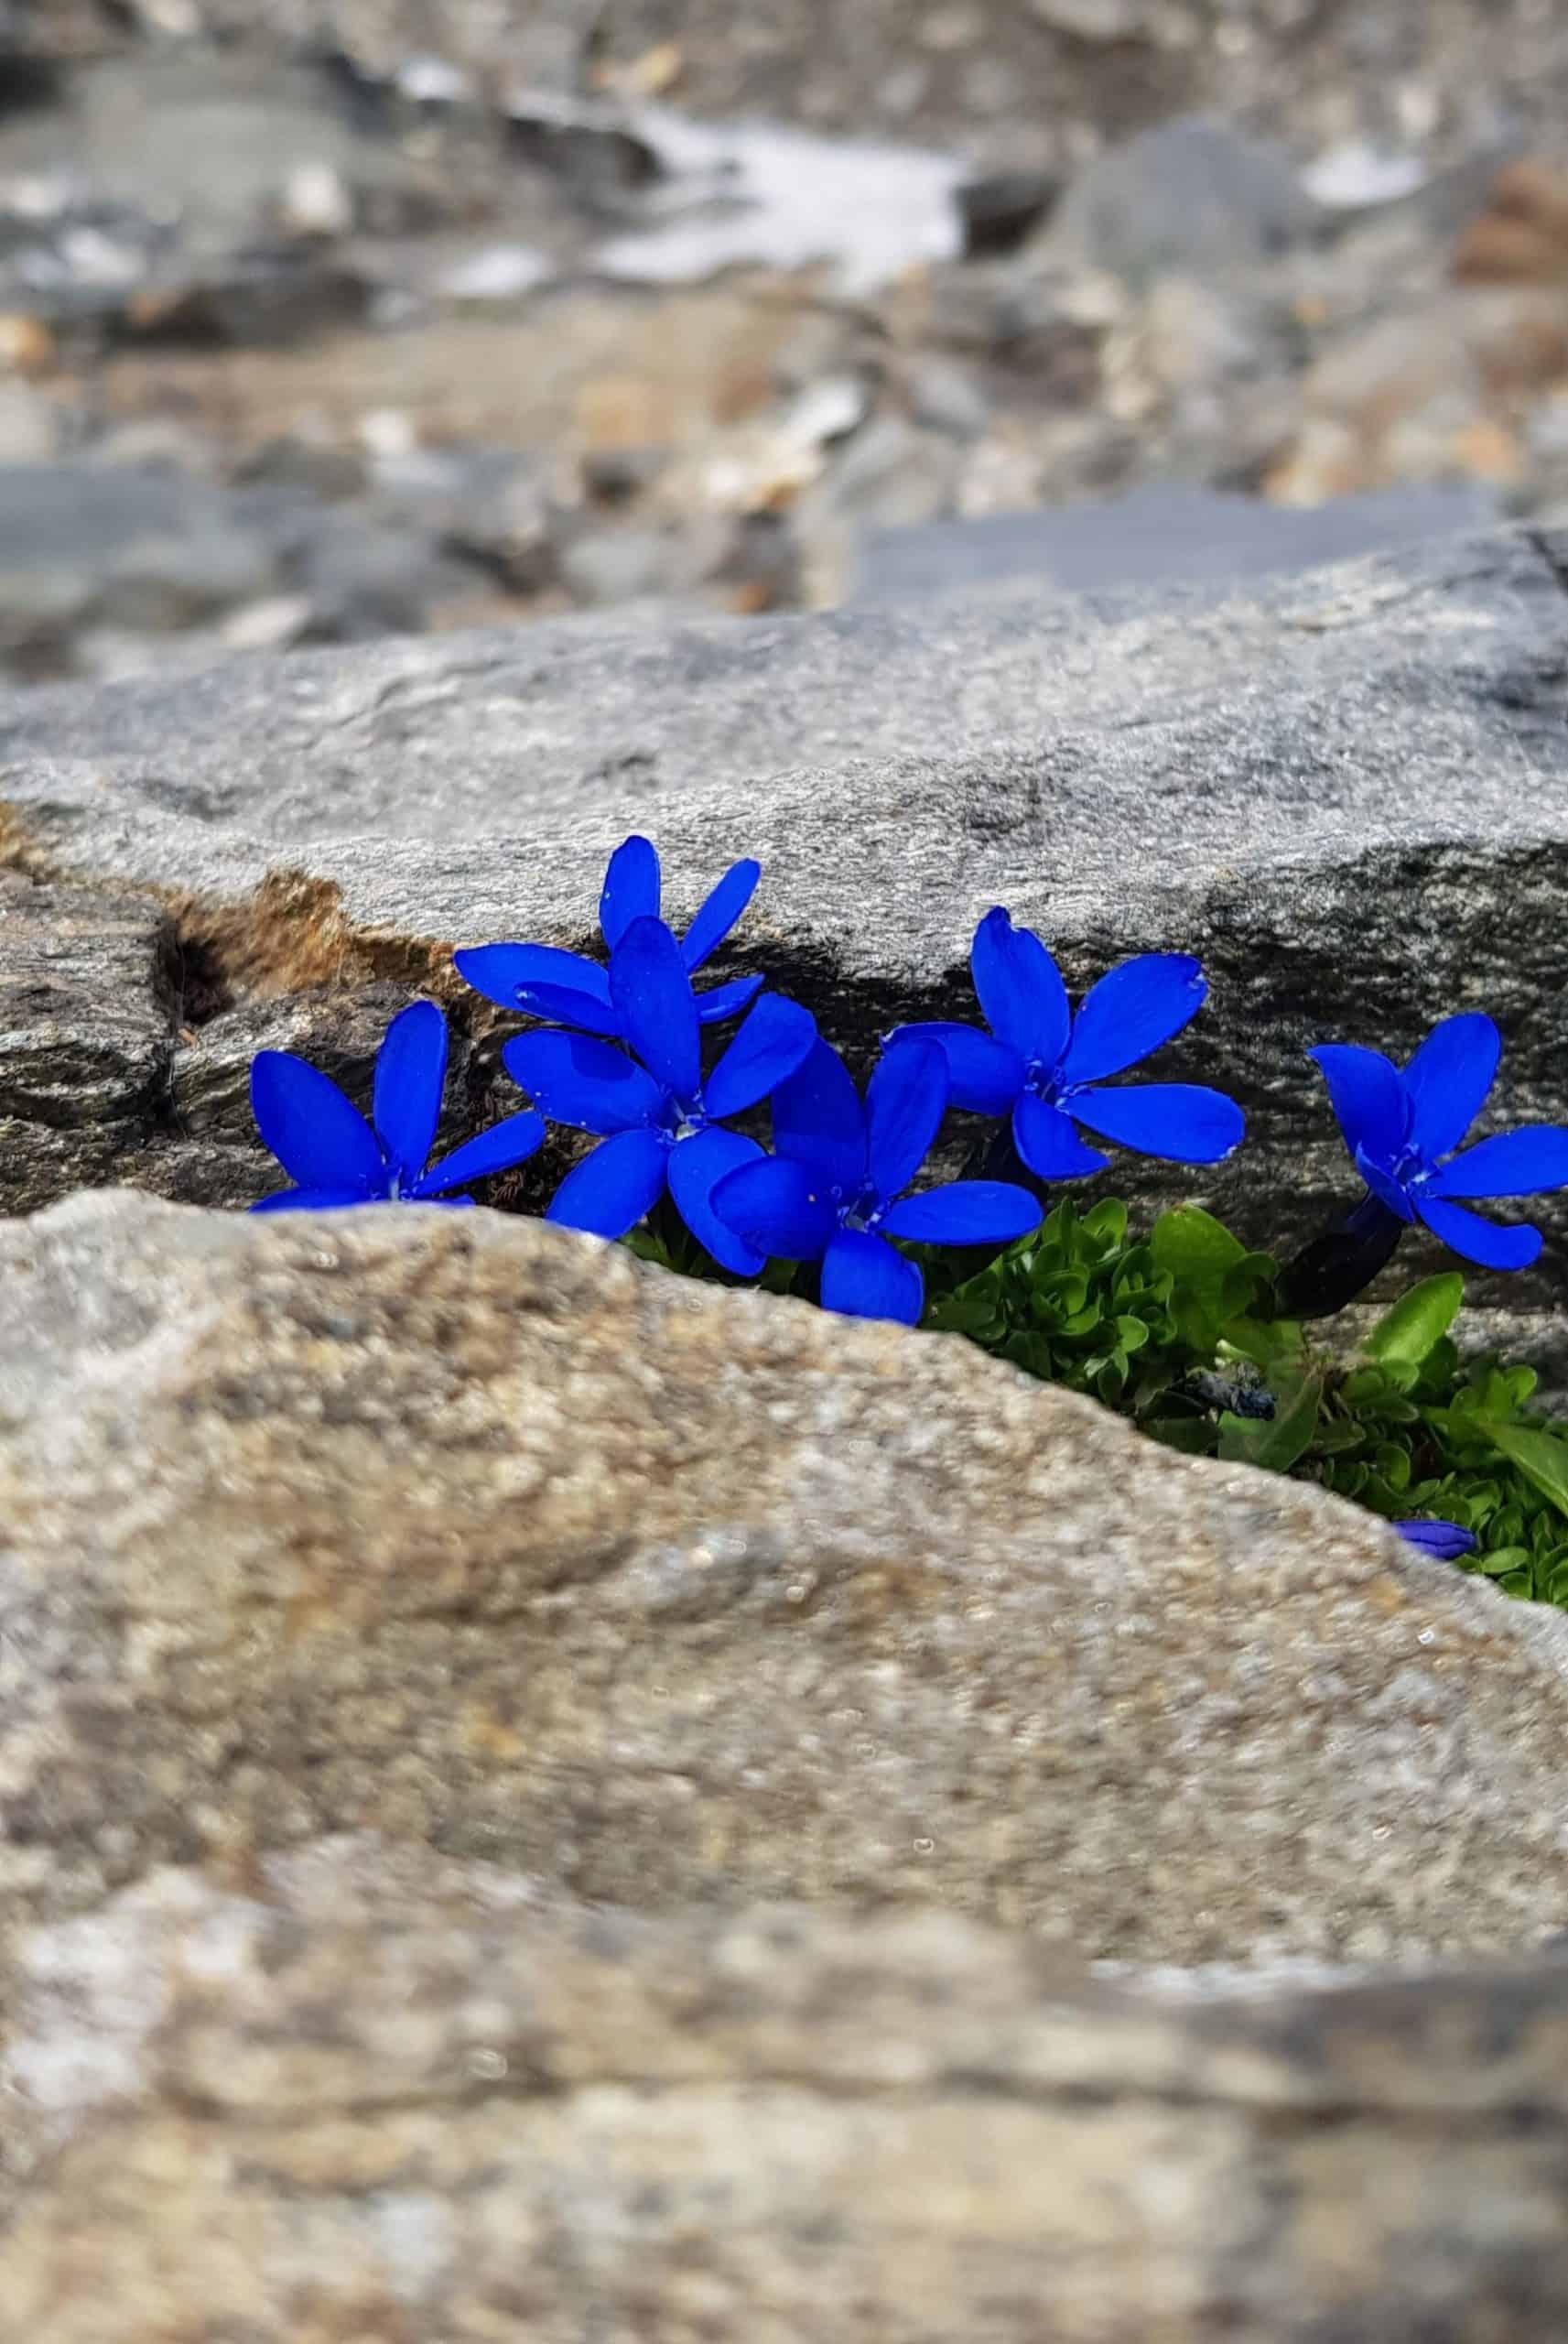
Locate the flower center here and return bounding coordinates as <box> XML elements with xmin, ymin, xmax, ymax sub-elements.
<box><xmin>1387</xmin><ymin>1143</ymin><xmax>1428</xmax><ymax>1190</ymax></box>
<box><xmin>838</xmin><ymin>1181</ymin><xmax>882</xmax><ymax>1234</ymax></box>
<box><xmin>663</xmin><ymin>1093</ymin><xmax>708</xmax><ymax>1145</ymax></box>
<box><xmin>1024</xmin><ymin>1057</ymin><xmax>1065</xmax><ymax>1108</ymax></box>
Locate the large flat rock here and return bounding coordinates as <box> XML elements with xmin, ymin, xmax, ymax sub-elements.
<box><xmin>6</xmin><ymin>1189</ymin><xmax>1568</xmax><ymax>1980</ymax></box>
<box><xmin>5</xmin><ymin>526</ymin><xmax>1568</xmax><ymax>1294</ymax></box>
<box><xmin>7</xmin><ymin>1839</ymin><xmax>1568</xmax><ymax>2343</ymax></box>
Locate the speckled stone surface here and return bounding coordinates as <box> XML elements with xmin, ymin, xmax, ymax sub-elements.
<box><xmin>6</xmin><ymin>1838</ymin><xmax>1568</xmax><ymax>2342</ymax></box>
<box><xmin>5</xmin><ymin>1189</ymin><xmax>1568</xmax><ymax>1978</ymax></box>
<box><xmin>5</xmin><ymin>526</ymin><xmax>1568</xmax><ymax>1303</ymax></box>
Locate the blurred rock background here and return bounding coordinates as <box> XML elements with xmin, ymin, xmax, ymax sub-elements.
<box><xmin>3</xmin><ymin>0</ymin><xmax>1568</xmax><ymax>685</ymax></box>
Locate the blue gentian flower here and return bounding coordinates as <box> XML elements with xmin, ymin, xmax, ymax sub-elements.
<box><xmin>505</xmin><ymin>913</ymin><xmax>816</xmax><ymax>1273</ymax></box>
<box><xmin>1309</xmin><ymin>1014</ymin><xmax>1568</xmax><ymax>1270</ymax></box>
<box><xmin>1393</xmin><ymin>1518</ymin><xmax>1477</xmax><ymax>1563</ymax></box>
<box><xmin>895</xmin><ymin>907</ymin><xmax>1244</xmax><ymax>1182</ymax></box>
<box><xmin>250</xmin><ymin>1000</ymin><xmax>545</xmax><ymax>1211</ymax></box>
<box><xmin>711</xmin><ymin>1036</ymin><xmax>1043</xmax><ymax>1325</ymax></box>
<box><xmin>457</xmin><ymin>833</ymin><xmax>763</xmax><ymax>1036</ymax></box>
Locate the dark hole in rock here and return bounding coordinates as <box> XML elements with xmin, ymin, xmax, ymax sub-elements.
<box><xmin>158</xmin><ymin>928</ymin><xmax>234</xmax><ymax>1029</ymax></box>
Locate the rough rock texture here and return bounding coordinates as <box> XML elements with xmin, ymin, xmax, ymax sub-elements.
<box><xmin>7</xmin><ymin>1188</ymin><xmax>1568</xmax><ymax>1984</ymax></box>
<box><xmin>5</xmin><ymin>526</ymin><xmax>1568</xmax><ymax>1299</ymax></box>
<box><xmin>7</xmin><ymin>1838</ymin><xmax>1568</xmax><ymax>2344</ymax></box>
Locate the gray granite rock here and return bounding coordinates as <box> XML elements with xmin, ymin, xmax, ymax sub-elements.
<box><xmin>6</xmin><ymin>1838</ymin><xmax>1568</xmax><ymax>2342</ymax></box>
<box><xmin>1049</xmin><ymin>115</ymin><xmax>1324</xmax><ymax>282</ymax></box>
<box><xmin>852</xmin><ymin>482</ymin><xmax>1499</xmax><ymax>603</ymax></box>
<box><xmin>4</xmin><ymin>525</ymin><xmax>1568</xmax><ymax>1307</ymax></box>
<box><xmin>0</xmin><ymin>461</ymin><xmax>280</xmax><ymax>652</ymax></box>
<box><xmin>6</xmin><ymin>1188</ymin><xmax>1568</xmax><ymax>1983</ymax></box>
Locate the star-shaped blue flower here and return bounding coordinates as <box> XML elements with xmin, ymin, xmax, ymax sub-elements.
<box><xmin>894</xmin><ymin>906</ymin><xmax>1244</xmax><ymax>1180</ymax></box>
<box><xmin>250</xmin><ymin>1000</ymin><xmax>545</xmax><ymax>1211</ymax></box>
<box><xmin>505</xmin><ymin>914</ymin><xmax>816</xmax><ymax>1273</ymax></box>
<box><xmin>1309</xmin><ymin>1013</ymin><xmax>1568</xmax><ymax>1270</ymax></box>
<box><xmin>1393</xmin><ymin>1518</ymin><xmax>1476</xmax><ymax>1562</ymax></box>
<box><xmin>711</xmin><ymin>1035</ymin><xmax>1043</xmax><ymax>1325</ymax></box>
<box><xmin>456</xmin><ymin>833</ymin><xmax>763</xmax><ymax>1037</ymax></box>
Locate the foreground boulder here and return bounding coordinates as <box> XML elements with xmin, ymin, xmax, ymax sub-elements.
<box><xmin>5</xmin><ymin>1190</ymin><xmax>1568</xmax><ymax>1976</ymax></box>
<box><xmin>5</xmin><ymin>526</ymin><xmax>1568</xmax><ymax>1299</ymax></box>
<box><xmin>6</xmin><ymin>1838</ymin><xmax>1568</xmax><ymax>2344</ymax></box>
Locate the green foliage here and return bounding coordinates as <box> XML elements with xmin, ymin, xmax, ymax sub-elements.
<box><xmin>927</xmin><ymin>1198</ymin><xmax>1200</xmax><ymax>1407</ymax></box>
<box><xmin>626</xmin><ymin>1177</ymin><xmax>1568</xmax><ymax>1611</ymax></box>
<box><xmin>932</xmin><ymin>1202</ymin><xmax>1568</xmax><ymax>1612</ymax></box>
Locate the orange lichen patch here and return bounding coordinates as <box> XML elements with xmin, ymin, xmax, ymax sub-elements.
<box><xmin>0</xmin><ymin>798</ymin><xmax>472</xmax><ymax>1015</ymax></box>
<box><xmin>168</xmin><ymin>869</ymin><xmax>452</xmax><ymax>1002</ymax></box>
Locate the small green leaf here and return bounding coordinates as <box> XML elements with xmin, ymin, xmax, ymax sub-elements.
<box><xmin>1081</xmin><ymin>1199</ymin><xmax>1128</xmax><ymax>1248</ymax></box>
<box><xmin>1362</xmin><ymin>1273</ymin><xmax>1465</xmax><ymax>1371</ymax></box>
<box><xmin>1217</xmin><ymin>1368</ymin><xmax>1325</xmax><ymax>1474</ymax></box>
<box><xmin>1223</xmin><ymin>1317</ymin><xmax>1305</xmax><ymax>1373</ymax></box>
<box><xmin>1483</xmin><ymin>1422</ymin><xmax>1568</xmax><ymax>1524</ymax></box>
<box><xmin>1150</xmin><ymin>1204</ymin><xmax>1246</xmax><ymax>1282</ymax></box>
<box><xmin>1144</xmin><ymin>1416</ymin><xmax>1215</xmax><ymax>1455</ymax></box>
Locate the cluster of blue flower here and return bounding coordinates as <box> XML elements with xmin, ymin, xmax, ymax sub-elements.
<box><xmin>248</xmin><ymin>834</ymin><xmax>1568</xmax><ymax>1563</ymax></box>
<box><xmin>251</xmin><ymin>832</ymin><xmax>1568</xmax><ymax>1318</ymax></box>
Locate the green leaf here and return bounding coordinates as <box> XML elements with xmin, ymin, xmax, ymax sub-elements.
<box><xmin>1081</xmin><ymin>1199</ymin><xmax>1128</xmax><ymax>1249</ymax></box>
<box><xmin>1361</xmin><ymin>1273</ymin><xmax>1465</xmax><ymax>1371</ymax></box>
<box><xmin>1217</xmin><ymin>1368</ymin><xmax>1325</xmax><ymax>1474</ymax></box>
<box><xmin>1223</xmin><ymin>1317</ymin><xmax>1305</xmax><ymax>1374</ymax></box>
<box><xmin>1149</xmin><ymin>1204</ymin><xmax>1246</xmax><ymax>1283</ymax></box>
<box><xmin>1144</xmin><ymin>1416</ymin><xmax>1215</xmax><ymax>1455</ymax></box>
<box><xmin>1482</xmin><ymin>1422</ymin><xmax>1568</xmax><ymax>1525</ymax></box>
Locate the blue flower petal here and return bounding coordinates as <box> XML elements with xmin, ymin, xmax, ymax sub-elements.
<box><xmin>250</xmin><ymin>1051</ymin><xmax>385</xmax><ymax>1192</ymax></box>
<box><xmin>415</xmin><ymin>1109</ymin><xmax>546</xmax><ymax>1196</ymax></box>
<box><xmin>455</xmin><ymin>943</ymin><xmax>612</xmax><ymax>1016</ymax></box>
<box><xmin>892</xmin><ymin>1021</ymin><xmax>1023</xmax><ymax>1116</ymax></box>
<box><xmin>1413</xmin><ymin>1195</ymin><xmax>1542</xmax><ymax>1271</ymax></box>
<box><xmin>865</xmin><ymin>1039</ymin><xmax>946</xmax><ymax>1202</ymax></box>
<box><xmin>546</xmin><ymin>1127</ymin><xmax>668</xmax><ymax>1238</ymax></box>
<box><xmin>704</xmin><ymin>993</ymin><xmax>817</xmax><ymax>1120</ymax></box>
<box><xmin>681</xmin><ymin>857</ymin><xmax>761</xmax><ymax>971</ymax></box>
<box><xmin>1307</xmin><ymin>1043</ymin><xmax>1409</xmax><ymax>1167</ymax></box>
<box><xmin>697</xmin><ymin>972</ymin><xmax>766</xmax><ymax>1025</ymax></box>
<box><xmin>599</xmin><ymin>835</ymin><xmax>661</xmax><ymax>950</ymax></box>
<box><xmin>710</xmin><ymin>1154</ymin><xmax>838</xmax><ymax>1259</ymax></box>
<box><xmin>1069</xmin><ymin>1081</ymin><xmax>1244</xmax><ymax>1164</ymax></box>
<box><xmin>1355</xmin><ymin>1145</ymin><xmax>1416</xmax><ymax>1222</ymax></box>
<box><xmin>249</xmin><ymin>1185</ymin><xmax>376</xmax><ymax>1213</ymax></box>
<box><xmin>970</xmin><ymin>907</ymin><xmax>1070</xmax><ymax>1067</ymax></box>
<box><xmin>819</xmin><ymin>1229</ymin><xmax>925</xmax><ymax>1325</ymax></box>
<box><xmin>372</xmin><ymin>1000</ymin><xmax>448</xmax><ymax>1184</ymax></box>
<box><xmin>1427</xmin><ymin>1125</ymin><xmax>1568</xmax><ymax>1200</ymax></box>
<box><xmin>504</xmin><ymin>981</ymin><xmax>624</xmax><ymax>1038</ymax></box>
<box><xmin>610</xmin><ymin>916</ymin><xmax>701</xmax><ymax>1102</ymax></box>
<box><xmin>667</xmin><ymin>1125</ymin><xmax>768</xmax><ymax>1275</ymax></box>
<box><xmin>772</xmin><ymin>1039</ymin><xmax>867</xmax><ymax>1192</ymax></box>
<box><xmin>1392</xmin><ymin>1518</ymin><xmax>1477</xmax><ymax>1562</ymax></box>
<box><xmin>1060</xmin><ymin>954</ymin><xmax>1206</xmax><ymax>1086</ymax></box>
<box><xmin>1012</xmin><ymin>1093</ymin><xmax>1110</xmax><ymax>1180</ymax></box>
<box><xmin>880</xmin><ymin>1179</ymin><xmax>1042</xmax><ymax>1245</ymax></box>
<box><xmin>503</xmin><ymin>1031</ymin><xmax>662</xmax><ymax>1134</ymax></box>
<box><xmin>1403</xmin><ymin>1013</ymin><xmax>1499</xmax><ymax>1160</ymax></box>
